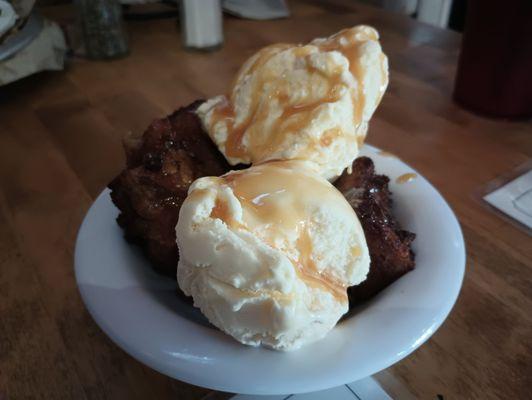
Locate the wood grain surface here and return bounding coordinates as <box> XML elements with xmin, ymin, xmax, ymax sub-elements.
<box><xmin>1</xmin><ymin>1</ymin><xmax>531</xmax><ymax>399</ymax></box>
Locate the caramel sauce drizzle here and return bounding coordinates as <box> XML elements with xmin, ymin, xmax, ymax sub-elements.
<box><xmin>210</xmin><ymin>198</ymin><xmax>237</xmax><ymax>227</ymax></box>
<box><xmin>207</xmin><ymin>28</ymin><xmax>387</xmax><ymax>163</ymax></box>
<box><xmin>295</xmin><ymin>228</ymin><xmax>348</xmax><ymax>302</ymax></box>
<box><xmin>378</xmin><ymin>150</ymin><xmax>396</xmax><ymax>158</ymax></box>
<box><xmin>396</xmin><ymin>172</ymin><xmax>417</xmax><ymax>184</ymax></box>
<box><xmin>320</xmin><ymin>127</ymin><xmax>342</xmax><ymax>147</ymax></box>
<box><xmin>207</xmin><ymin>163</ymin><xmax>353</xmax><ymax>302</ymax></box>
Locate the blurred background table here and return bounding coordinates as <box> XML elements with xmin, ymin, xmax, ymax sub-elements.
<box><xmin>1</xmin><ymin>0</ymin><xmax>531</xmax><ymax>399</ymax></box>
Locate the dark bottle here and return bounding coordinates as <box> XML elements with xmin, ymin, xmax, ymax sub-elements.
<box><xmin>453</xmin><ymin>0</ymin><xmax>532</xmax><ymax>118</ymax></box>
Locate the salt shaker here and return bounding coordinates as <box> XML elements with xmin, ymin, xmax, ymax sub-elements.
<box><xmin>181</xmin><ymin>0</ymin><xmax>223</xmax><ymax>51</ymax></box>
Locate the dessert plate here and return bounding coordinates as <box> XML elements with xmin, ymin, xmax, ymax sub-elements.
<box><xmin>75</xmin><ymin>145</ymin><xmax>465</xmax><ymax>395</ymax></box>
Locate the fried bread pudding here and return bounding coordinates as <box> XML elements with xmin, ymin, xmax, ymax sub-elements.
<box><xmin>108</xmin><ymin>25</ymin><xmax>416</xmax><ymax>349</ymax></box>
<box><xmin>109</xmin><ymin>101</ymin><xmax>415</xmax><ymax>305</ymax></box>
<box><xmin>109</xmin><ymin>101</ymin><xmax>231</xmax><ymax>276</ymax></box>
<box><xmin>335</xmin><ymin>157</ymin><xmax>415</xmax><ymax>304</ymax></box>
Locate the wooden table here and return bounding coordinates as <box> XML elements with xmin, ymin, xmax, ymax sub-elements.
<box><xmin>1</xmin><ymin>1</ymin><xmax>531</xmax><ymax>399</ymax></box>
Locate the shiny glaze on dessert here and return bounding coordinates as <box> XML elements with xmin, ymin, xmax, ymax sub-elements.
<box><xmin>207</xmin><ymin>27</ymin><xmax>387</xmax><ymax>163</ymax></box>
<box><xmin>313</xmin><ymin>27</ymin><xmax>385</xmax><ymax>125</ymax></box>
<box><xmin>209</xmin><ymin>162</ymin><xmax>356</xmax><ymax>302</ymax></box>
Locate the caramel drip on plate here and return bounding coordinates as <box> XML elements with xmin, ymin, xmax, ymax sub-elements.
<box><xmin>396</xmin><ymin>172</ymin><xmax>417</xmax><ymax>184</ymax></box>
<box><xmin>378</xmin><ymin>150</ymin><xmax>396</xmax><ymax>158</ymax></box>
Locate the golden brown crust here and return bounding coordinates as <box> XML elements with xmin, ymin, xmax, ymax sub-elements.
<box><xmin>109</xmin><ymin>103</ymin><xmax>415</xmax><ymax>304</ymax></box>
<box><xmin>334</xmin><ymin>156</ymin><xmax>416</xmax><ymax>304</ymax></box>
<box><xmin>109</xmin><ymin>101</ymin><xmax>231</xmax><ymax>276</ymax></box>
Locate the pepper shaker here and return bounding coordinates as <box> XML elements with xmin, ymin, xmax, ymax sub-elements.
<box><xmin>76</xmin><ymin>0</ymin><xmax>129</xmax><ymax>59</ymax></box>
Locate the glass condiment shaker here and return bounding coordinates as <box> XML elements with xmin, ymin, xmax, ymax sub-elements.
<box><xmin>76</xmin><ymin>0</ymin><xmax>129</xmax><ymax>59</ymax></box>
<box><xmin>181</xmin><ymin>0</ymin><xmax>223</xmax><ymax>51</ymax></box>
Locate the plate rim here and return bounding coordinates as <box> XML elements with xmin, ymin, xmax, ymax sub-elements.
<box><xmin>74</xmin><ymin>145</ymin><xmax>466</xmax><ymax>395</ymax></box>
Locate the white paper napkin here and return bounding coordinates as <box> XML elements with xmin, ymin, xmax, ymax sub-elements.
<box><xmin>484</xmin><ymin>169</ymin><xmax>532</xmax><ymax>230</ymax></box>
<box><xmin>231</xmin><ymin>376</ymin><xmax>392</xmax><ymax>400</ymax></box>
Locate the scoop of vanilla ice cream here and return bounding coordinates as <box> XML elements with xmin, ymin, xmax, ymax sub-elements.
<box><xmin>197</xmin><ymin>25</ymin><xmax>388</xmax><ymax>180</ymax></box>
<box><xmin>176</xmin><ymin>161</ymin><xmax>370</xmax><ymax>351</ymax></box>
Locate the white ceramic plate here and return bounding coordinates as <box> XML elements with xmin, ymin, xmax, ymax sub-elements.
<box><xmin>75</xmin><ymin>145</ymin><xmax>465</xmax><ymax>395</ymax></box>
